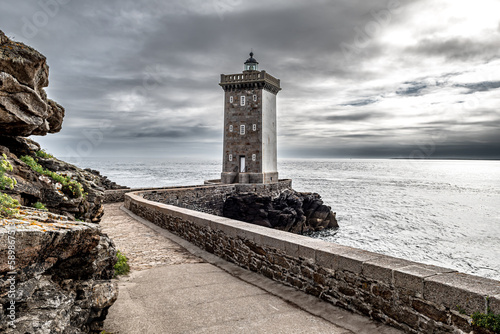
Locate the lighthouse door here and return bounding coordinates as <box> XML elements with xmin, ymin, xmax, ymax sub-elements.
<box><xmin>239</xmin><ymin>156</ymin><xmax>246</xmax><ymax>173</ymax></box>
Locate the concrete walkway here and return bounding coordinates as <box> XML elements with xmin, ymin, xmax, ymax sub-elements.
<box><xmin>101</xmin><ymin>203</ymin><xmax>402</xmax><ymax>334</ymax></box>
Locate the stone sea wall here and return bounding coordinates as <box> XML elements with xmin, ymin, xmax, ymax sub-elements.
<box><xmin>125</xmin><ymin>189</ymin><xmax>500</xmax><ymax>334</ymax></box>
<box><xmin>104</xmin><ymin>187</ymin><xmax>182</xmax><ymax>204</ymax></box>
<box><xmin>106</xmin><ymin>179</ymin><xmax>292</xmax><ymax>215</ymax></box>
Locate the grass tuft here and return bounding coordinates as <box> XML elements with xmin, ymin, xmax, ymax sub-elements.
<box><xmin>35</xmin><ymin>150</ymin><xmax>54</xmax><ymax>159</ymax></box>
<box><xmin>472</xmin><ymin>311</ymin><xmax>500</xmax><ymax>333</ymax></box>
<box><xmin>114</xmin><ymin>250</ymin><xmax>130</xmax><ymax>277</ymax></box>
<box><xmin>32</xmin><ymin>202</ymin><xmax>47</xmax><ymax>210</ymax></box>
<box><xmin>0</xmin><ymin>154</ymin><xmax>19</xmax><ymax>218</ymax></box>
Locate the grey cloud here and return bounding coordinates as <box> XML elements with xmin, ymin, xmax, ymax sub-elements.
<box><xmin>454</xmin><ymin>81</ymin><xmax>500</xmax><ymax>94</ymax></box>
<box><xmin>337</xmin><ymin>134</ymin><xmax>380</xmax><ymax>138</ymax></box>
<box><xmin>407</xmin><ymin>37</ymin><xmax>500</xmax><ymax>61</ymax></box>
<box><xmin>280</xmin><ymin>141</ymin><xmax>500</xmax><ymax>159</ymax></box>
<box><xmin>341</xmin><ymin>98</ymin><xmax>378</xmax><ymax>107</ymax></box>
<box><xmin>129</xmin><ymin>125</ymin><xmax>219</xmax><ymax>139</ymax></box>
<box><xmin>396</xmin><ymin>82</ymin><xmax>428</xmax><ymax>96</ymax></box>
<box><xmin>0</xmin><ymin>0</ymin><xmax>498</xmax><ymax>160</ymax></box>
<box><xmin>323</xmin><ymin>112</ymin><xmax>381</xmax><ymax>122</ymax></box>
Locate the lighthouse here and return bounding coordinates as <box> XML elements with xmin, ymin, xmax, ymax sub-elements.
<box><xmin>219</xmin><ymin>52</ymin><xmax>281</xmax><ymax>184</ymax></box>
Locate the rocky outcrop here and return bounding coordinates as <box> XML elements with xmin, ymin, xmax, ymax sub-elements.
<box><xmin>223</xmin><ymin>189</ymin><xmax>338</xmax><ymax>234</ymax></box>
<box><xmin>0</xmin><ymin>139</ymin><xmax>111</xmax><ymax>223</ymax></box>
<box><xmin>0</xmin><ymin>30</ymin><xmax>64</xmax><ymax>137</ymax></box>
<box><xmin>0</xmin><ymin>30</ymin><xmax>125</xmax><ymax>222</ymax></box>
<box><xmin>0</xmin><ymin>208</ymin><xmax>118</xmax><ymax>333</ymax></box>
<box><xmin>84</xmin><ymin>168</ymin><xmax>127</xmax><ymax>191</ymax></box>
<box><xmin>0</xmin><ymin>29</ymin><xmax>120</xmax><ymax>334</ymax></box>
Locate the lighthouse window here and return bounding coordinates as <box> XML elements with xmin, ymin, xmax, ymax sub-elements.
<box><xmin>240</xmin><ymin>125</ymin><xmax>245</xmax><ymax>135</ymax></box>
<box><xmin>253</xmin><ymin>94</ymin><xmax>257</xmax><ymax>102</ymax></box>
<box><xmin>252</xmin><ymin>154</ymin><xmax>256</xmax><ymax>161</ymax></box>
<box><xmin>229</xmin><ymin>154</ymin><xmax>233</xmax><ymax>161</ymax></box>
<box><xmin>240</xmin><ymin>95</ymin><xmax>245</xmax><ymax>106</ymax></box>
<box><xmin>229</xmin><ymin>125</ymin><xmax>233</xmax><ymax>132</ymax></box>
<box><xmin>252</xmin><ymin>124</ymin><xmax>256</xmax><ymax>131</ymax></box>
<box><xmin>229</xmin><ymin>96</ymin><xmax>233</xmax><ymax>103</ymax></box>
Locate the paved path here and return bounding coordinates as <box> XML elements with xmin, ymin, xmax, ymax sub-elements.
<box><xmin>101</xmin><ymin>203</ymin><xmax>402</xmax><ymax>334</ymax></box>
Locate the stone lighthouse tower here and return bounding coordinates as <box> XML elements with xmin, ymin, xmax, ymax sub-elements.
<box><xmin>219</xmin><ymin>52</ymin><xmax>281</xmax><ymax>184</ymax></box>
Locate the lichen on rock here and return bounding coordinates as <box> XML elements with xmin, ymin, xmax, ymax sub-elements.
<box><xmin>0</xmin><ymin>209</ymin><xmax>118</xmax><ymax>333</ymax></box>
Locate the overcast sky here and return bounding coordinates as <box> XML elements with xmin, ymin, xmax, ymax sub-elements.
<box><xmin>2</xmin><ymin>0</ymin><xmax>500</xmax><ymax>160</ymax></box>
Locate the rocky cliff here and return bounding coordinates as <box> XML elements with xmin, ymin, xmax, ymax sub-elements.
<box><xmin>0</xmin><ymin>30</ymin><xmax>126</xmax><ymax>223</ymax></box>
<box><xmin>0</xmin><ymin>30</ymin><xmax>120</xmax><ymax>333</ymax></box>
<box><xmin>0</xmin><ymin>208</ymin><xmax>118</xmax><ymax>333</ymax></box>
<box><xmin>223</xmin><ymin>189</ymin><xmax>339</xmax><ymax>234</ymax></box>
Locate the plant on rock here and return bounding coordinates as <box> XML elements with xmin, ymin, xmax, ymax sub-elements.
<box><xmin>0</xmin><ymin>193</ymin><xmax>19</xmax><ymax>218</ymax></box>
<box><xmin>0</xmin><ymin>153</ymin><xmax>19</xmax><ymax>218</ymax></box>
<box><xmin>32</xmin><ymin>202</ymin><xmax>47</xmax><ymax>210</ymax></box>
<box><xmin>472</xmin><ymin>310</ymin><xmax>500</xmax><ymax>334</ymax></box>
<box><xmin>1</xmin><ymin>153</ymin><xmax>16</xmax><ymax>190</ymax></box>
<box><xmin>20</xmin><ymin>155</ymin><xmax>85</xmax><ymax>199</ymax></box>
<box><xmin>35</xmin><ymin>149</ymin><xmax>54</xmax><ymax>159</ymax></box>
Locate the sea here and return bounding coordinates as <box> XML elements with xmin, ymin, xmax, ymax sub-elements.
<box><xmin>66</xmin><ymin>157</ymin><xmax>500</xmax><ymax>280</ymax></box>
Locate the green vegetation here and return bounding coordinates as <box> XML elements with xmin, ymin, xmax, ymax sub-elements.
<box><xmin>1</xmin><ymin>153</ymin><xmax>16</xmax><ymax>190</ymax></box>
<box><xmin>114</xmin><ymin>250</ymin><xmax>130</xmax><ymax>277</ymax></box>
<box><xmin>0</xmin><ymin>193</ymin><xmax>19</xmax><ymax>218</ymax></box>
<box><xmin>0</xmin><ymin>153</ymin><xmax>19</xmax><ymax>218</ymax></box>
<box><xmin>456</xmin><ymin>305</ymin><xmax>467</xmax><ymax>315</ymax></box>
<box><xmin>472</xmin><ymin>310</ymin><xmax>500</xmax><ymax>333</ymax></box>
<box><xmin>457</xmin><ymin>302</ymin><xmax>500</xmax><ymax>334</ymax></box>
<box><xmin>20</xmin><ymin>155</ymin><xmax>85</xmax><ymax>199</ymax></box>
<box><xmin>35</xmin><ymin>149</ymin><xmax>54</xmax><ymax>159</ymax></box>
<box><xmin>32</xmin><ymin>202</ymin><xmax>47</xmax><ymax>210</ymax></box>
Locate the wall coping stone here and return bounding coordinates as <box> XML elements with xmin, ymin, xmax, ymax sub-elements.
<box><xmin>424</xmin><ymin>272</ymin><xmax>500</xmax><ymax>314</ymax></box>
<box><xmin>334</xmin><ymin>248</ymin><xmax>383</xmax><ymax>275</ymax></box>
<box><xmin>393</xmin><ymin>264</ymin><xmax>453</xmax><ymax>297</ymax></box>
<box><xmin>362</xmin><ymin>256</ymin><xmax>418</xmax><ymax>285</ymax></box>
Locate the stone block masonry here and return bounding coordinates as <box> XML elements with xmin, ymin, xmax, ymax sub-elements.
<box><xmin>124</xmin><ymin>188</ymin><xmax>500</xmax><ymax>334</ymax></box>
<box><xmin>104</xmin><ymin>184</ymin><xmax>209</xmax><ymax>204</ymax></box>
<box><xmin>107</xmin><ymin>179</ymin><xmax>292</xmax><ymax>214</ymax></box>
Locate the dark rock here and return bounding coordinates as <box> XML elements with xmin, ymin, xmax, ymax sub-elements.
<box><xmin>223</xmin><ymin>189</ymin><xmax>338</xmax><ymax>234</ymax></box>
<box><xmin>84</xmin><ymin>168</ymin><xmax>128</xmax><ymax>190</ymax></box>
<box><xmin>0</xmin><ymin>136</ymin><xmax>40</xmax><ymax>157</ymax></box>
<box><xmin>0</xmin><ymin>30</ymin><xmax>65</xmax><ymax>137</ymax></box>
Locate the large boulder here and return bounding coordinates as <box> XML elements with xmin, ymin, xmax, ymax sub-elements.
<box><xmin>0</xmin><ymin>208</ymin><xmax>118</xmax><ymax>333</ymax></box>
<box><xmin>223</xmin><ymin>189</ymin><xmax>339</xmax><ymax>234</ymax></box>
<box><xmin>0</xmin><ymin>30</ymin><xmax>64</xmax><ymax>137</ymax></box>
